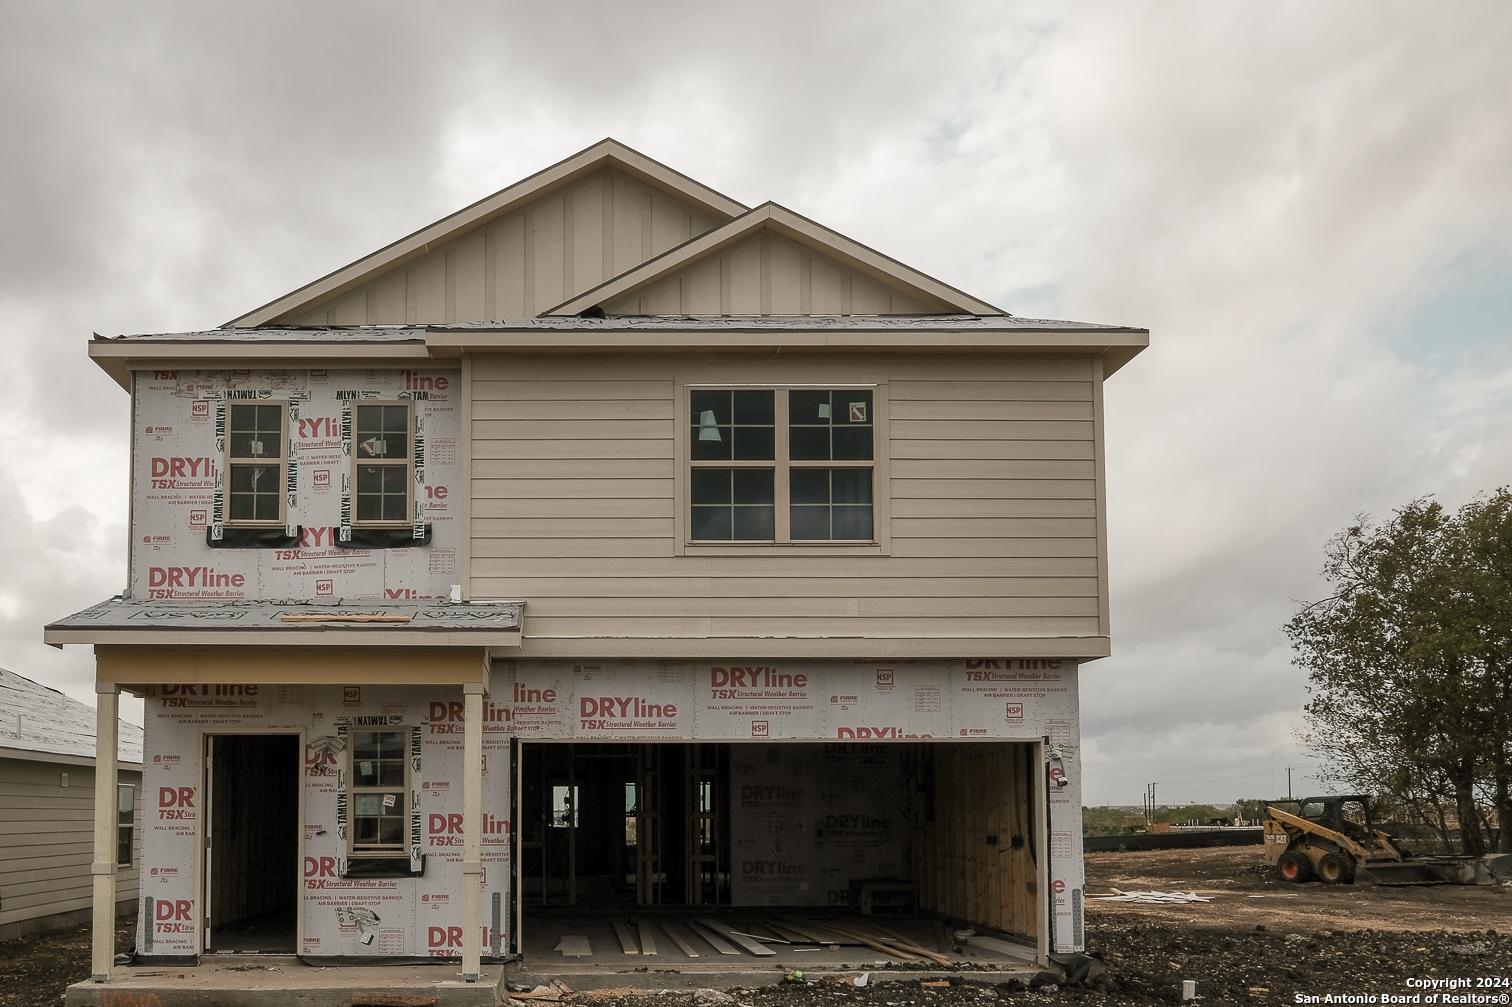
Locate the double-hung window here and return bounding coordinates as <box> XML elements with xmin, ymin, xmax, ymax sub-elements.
<box><xmin>226</xmin><ymin>402</ymin><xmax>288</xmax><ymax>525</ymax></box>
<box><xmin>689</xmin><ymin>387</ymin><xmax>875</xmax><ymax>543</ymax></box>
<box><xmin>350</xmin><ymin>730</ymin><xmax>408</xmax><ymax>858</ymax></box>
<box><xmin>353</xmin><ymin>403</ymin><xmax>413</xmax><ymax>526</ymax></box>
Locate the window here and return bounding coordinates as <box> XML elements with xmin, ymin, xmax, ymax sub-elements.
<box><xmin>226</xmin><ymin>402</ymin><xmax>287</xmax><ymax>525</ymax></box>
<box><xmin>116</xmin><ymin>784</ymin><xmax>135</xmax><ymax>868</ymax></box>
<box><xmin>689</xmin><ymin>387</ymin><xmax>875</xmax><ymax>543</ymax></box>
<box><xmin>350</xmin><ymin>730</ymin><xmax>408</xmax><ymax>857</ymax></box>
<box><xmin>352</xmin><ymin>403</ymin><xmax>413</xmax><ymax>526</ymax></box>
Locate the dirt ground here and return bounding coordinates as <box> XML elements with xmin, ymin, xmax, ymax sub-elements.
<box><xmin>4</xmin><ymin>849</ymin><xmax>1507</xmax><ymax>1007</ymax></box>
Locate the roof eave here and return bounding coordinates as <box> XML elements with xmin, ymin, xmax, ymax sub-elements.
<box><xmin>44</xmin><ymin>627</ymin><xmax>523</xmax><ymax>649</ymax></box>
<box><xmin>87</xmin><ymin>337</ymin><xmax>439</xmax><ymax>390</ymax></box>
<box><xmin>425</xmin><ymin>326</ymin><xmax>1150</xmax><ymax>363</ymax></box>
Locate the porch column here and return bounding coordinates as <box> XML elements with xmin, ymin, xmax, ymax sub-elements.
<box><xmin>461</xmin><ymin>682</ymin><xmax>485</xmax><ymax>982</ymax></box>
<box><xmin>91</xmin><ymin>683</ymin><xmax>120</xmax><ymax>982</ymax></box>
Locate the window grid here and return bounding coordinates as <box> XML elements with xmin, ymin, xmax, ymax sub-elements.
<box><xmin>350</xmin><ymin>730</ymin><xmax>408</xmax><ymax>857</ymax></box>
<box><xmin>689</xmin><ymin>388</ymin><xmax>875</xmax><ymax>544</ymax></box>
<box><xmin>226</xmin><ymin>402</ymin><xmax>287</xmax><ymax>526</ymax></box>
<box><xmin>353</xmin><ymin>403</ymin><xmax>414</xmax><ymax>526</ymax></box>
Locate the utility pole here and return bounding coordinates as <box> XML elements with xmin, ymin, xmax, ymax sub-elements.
<box><xmin>1287</xmin><ymin>767</ymin><xmax>1293</xmax><ymax>800</ymax></box>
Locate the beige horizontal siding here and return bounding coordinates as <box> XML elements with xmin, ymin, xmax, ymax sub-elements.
<box><xmin>470</xmin><ymin>353</ymin><xmax>1104</xmax><ymax>647</ymax></box>
<box><xmin>521</xmin><ymin>615</ymin><xmax>1096</xmax><ymax>637</ymax></box>
<box><xmin>471</xmin><ymin>554</ymin><xmax>1099</xmax><ymax>578</ymax></box>
<box><xmin>0</xmin><ymin>760</ymin><xmax>140</xmax><ymax>928</ymax></box>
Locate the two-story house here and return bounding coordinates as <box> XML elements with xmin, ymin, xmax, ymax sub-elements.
<box><xmin>47</xmin><ymin>140</ymin><xmax>1146</xmax><ymax>984</ymax></box>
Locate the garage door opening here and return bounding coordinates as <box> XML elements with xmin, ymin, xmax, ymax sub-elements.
<box><xmin>515</xmin><ymin>740</ymin><xmax>1044</xmax><ymax>970</ymax></box>
<box><xmin>519</xmin><ymin>743</ymin><xmax>729</xmax><ymax>907</ymax></box>
<box><xmin>203</xmin><ymin>734</ymin><xmax>300</xmax><ymax>952</ymax></box>
<box><xmin>517</xmin><ymin>741</ymin><xmax>1040</xmax><ymax>932</ymax></box>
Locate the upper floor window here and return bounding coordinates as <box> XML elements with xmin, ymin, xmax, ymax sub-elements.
<box><xmin>689</xmin><ymin>387</ymin><xmax>874</xmax><ymax>542</ymax></box>
<box><xmin>226</xmin><ymin>402</ymin><xmax>287</xmax><ymax>525</ymax></box>
<box><xmin>353</xmin><ymin>403</ymin><xmax>413</xmax><ymax>526</ymax></box>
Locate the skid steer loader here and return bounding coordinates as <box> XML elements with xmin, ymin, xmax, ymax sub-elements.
<box><xmin>1263</xmin><ymin>795</ymin><xmax>1512</xmax><ymax>886</ymax></box>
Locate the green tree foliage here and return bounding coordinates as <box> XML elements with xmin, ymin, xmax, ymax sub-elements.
<box><xmin>1286</xmin><ymin>492</ymin><xmax>1512</xmax><ymax>854</ymax></box>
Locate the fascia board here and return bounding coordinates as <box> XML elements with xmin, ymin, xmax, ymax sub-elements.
<box><xmin>515</xmin><ymin>636</ymin><xmax>1112</xmax><ymax>660</ymax></box>
<box><xmin>545</xmin><ymin>203</ymin><xmax>1006</xmax><ymax>317</ymax></box>
<box><xmin>224</xmin><ymin>139</ymin><xmax>749</xmax><ymax>328</ymax></box>
<box><xmin>0</xmin><ymin>747</ymin><xmax>144</xmax><ymax>771</ymax></box>
<box><xmin>88</xmin><ymin>340</ymin><xmax>438</xmax><ymax>389</ymax></box>
<box><xmin>425</xmin><ymin>326</ymin><xmax>1149</xmax><ymax>357</ymax></box>
<box><xmin>44</xmin><ymin>628</ymin><xmax>522</xmax><ymax>648</ymax></box>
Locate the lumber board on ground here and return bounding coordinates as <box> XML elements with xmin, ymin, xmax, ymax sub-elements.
<box><xmin>636</xmin><ymin>921</ymin><xmax>659</xmax><ymax>955</ymax></box>
<box><xmin>697</xmin><ymin>919</ymin><xmax>776</xmax><ymax>956</ymax></box>
<box><xmin>612</xmin><ymin>921</ymin><xmax>639</xmax><ymax>954</ymax></box>
<box><xmin>686</xmin><ymin>921</ymin><xmax>742</xmax><ymax>955</ymax></box>
<box><xmin>783</xmin><ymin>918</ymin><xmax>918</xmax><ymax>962</ymax></box>
<box><xmin>553</xmin><ymin>936</ymin><xmax>592</xmax><ymax>956</ymax></box>
<box><xmin>660</xmin><ymin>923</ymin><xmax>700</xmax><ymax>958</ymax></box>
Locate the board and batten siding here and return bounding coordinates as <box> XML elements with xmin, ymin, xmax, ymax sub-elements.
<box><xmin>602</xmin><ymin>230</ymin><xmax>944</xmax><ymax>316</ymax></box>
<box><xmin>286</xmin><ymin>167</ymin><xmax>722</xmax><ymax>326</ymax></box>
<box><xmin>468</xmin><ymin>352</ymin><xmax>1103</xmax><ymax>650</ymax></box>
<box><xmin>0</xmin><ymin>756</ymin><xmax>141</xmax><ymax>940</ymax></box>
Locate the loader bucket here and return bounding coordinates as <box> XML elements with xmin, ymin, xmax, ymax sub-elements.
<box><xmin>1352</xmin><ymin>862</ymin><xmax>1446</xmax><ymax>886</ymax></box>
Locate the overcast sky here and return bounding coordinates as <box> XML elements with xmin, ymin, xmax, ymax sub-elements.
<box><xmin>3</xmin><ymin>2</ymin><xmax>1510</xmax><ymax>806</ymax></box>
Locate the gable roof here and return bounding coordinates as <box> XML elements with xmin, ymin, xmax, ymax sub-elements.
<box><xmin>545</xmin><ymin>202</ymin><xmax>1006</xmax><ymax>318</ymax></box>
<box><xmin>0</xmin><ymin>667</ymin><xmax>143</xmax><ymax>765</ymax></box>
<box><xmin>226</xmin><ymin>139</ymin><xmax>750</xmax><ymax>328</ymax></box>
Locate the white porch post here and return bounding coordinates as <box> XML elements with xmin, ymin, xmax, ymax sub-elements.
<box><xmin>91</xmin><ymin>682</ymin><xmax>120</xmax><ymax>982</ymax></box>
<box><xmin>461</xmin><ymin>682</ymin><xmax>485</xmax><ymax>982</ymax></box>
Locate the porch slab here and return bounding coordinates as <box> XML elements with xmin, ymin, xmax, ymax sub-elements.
<box><xmin>65</xmin><ymin>956</ymin><xmax>504</xmax><ymax>1006</ymax></box>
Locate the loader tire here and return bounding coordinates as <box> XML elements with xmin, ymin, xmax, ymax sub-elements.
<box><xmin>1317</xmin><ymin>852</ymin><xmax>1355</xmax><ymax>884</ymax></box>
<box><xmin>1277</xmin><ymin>851</ymin><xmax>1313</xmax><ymax>883</ymax></box>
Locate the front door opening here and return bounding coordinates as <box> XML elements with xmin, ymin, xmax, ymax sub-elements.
<box><xmin>204</xmin><ymin>734</ymin><xmax>300</xmax><ymax>952</ymax></box>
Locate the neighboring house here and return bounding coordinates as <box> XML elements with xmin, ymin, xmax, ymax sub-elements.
<box><xmin>0</xmin><ymin>668</ymin><xmax>143</xmax><ymax>942</ymax></box>
<box><xmin>47</xmin><ymin>139</ymin><xmax>1146</xmax><ymax>981</ymax></box>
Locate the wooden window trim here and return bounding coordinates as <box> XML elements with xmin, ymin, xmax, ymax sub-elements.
<box><xmin>348</xmin><ymin>728</ymin><xmax>411</xmax><ymax>859</ymax></box>
<box><xmin>350</xmin><ymin>400</ymin><xmax>415</xmax><ymax>530</ymax></box>
<box><xmin>676</xmin><ymin>382</ymin><xmax>891</xmax><ymax>556</ymax></box>
<box><xmin>224</xmin><ymin>400</ymin><xmax>289</xmax><ymax>529</ymax></box>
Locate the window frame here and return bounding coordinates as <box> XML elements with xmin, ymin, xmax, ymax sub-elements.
<box><xmin>349</xmin><ymin>400</ymin><xmax>416</xmax><ymax>530</ymax></box>
<box><xmin>223</xmin><ymin>400</ymin><xmax>290</xmax><ymax>528</ymax></box>
<box><xmin>116</xmin><ymin>783</ymin><xmax>135</xmax><ymax>868</ymax></box>
<box><xmin>347</xmin><ymin>728</ymin><xmax>411</xmax><ymax>860</ymax></box>
<box><xmin>677</xmin><ymin>382</ymin><xmax>890</xmax><ymax>555</ymax></box>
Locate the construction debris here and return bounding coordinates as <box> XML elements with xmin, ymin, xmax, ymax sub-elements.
<box><xmin>1090</xmin><ymin>890</ymin><xmax>1213</xmax><ymax>903</ymax></box>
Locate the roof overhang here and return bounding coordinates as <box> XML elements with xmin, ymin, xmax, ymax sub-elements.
<box><xmin>88</xmin><ymin>318</ymin><xmax>1149</xmax><ymax>386</ymax></box>
<box><xmin>46</xmin><ymin>597</ymin><xmax>525</xmax><ymax>649</ymax></box>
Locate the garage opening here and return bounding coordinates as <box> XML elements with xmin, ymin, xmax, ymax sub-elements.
<box><xmin>519</xmin><ymin>743</ymin><xmax>729</xmax><ymax>907</ymax></box>
<box><xmin>517</xmin><ymin>740</ymin><xmax>1040</xmax><ymax>939</ymax></box>
<box><xmin>204</xmin><ymin>734</ymin><xmax>300</xmax><ymax>952</ymax></box>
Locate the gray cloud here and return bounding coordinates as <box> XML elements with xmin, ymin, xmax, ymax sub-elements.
<box><xmin>4</xmin><ymin>1</ymin><xmax>1511</xmax><ymax>804</ymax></box>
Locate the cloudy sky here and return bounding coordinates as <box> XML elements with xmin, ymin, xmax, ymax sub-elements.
<box><xmin>3</xmin><ymin>2</ymin><xmax>1510</xmax><ymax>806</ymax></box>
